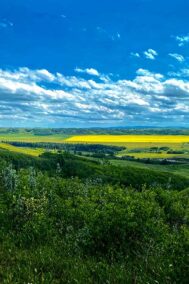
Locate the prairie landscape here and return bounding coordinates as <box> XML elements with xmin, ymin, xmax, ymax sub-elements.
<box><xmin>2</xmin><ymin>130</ymin><xmax>189</xmax><ymax>160</ymax></box>
<box><xmin>0</xmin><ymin>128</ymin><xmax>189</xmax><ymax>283</ymax></box>
<box><xmin>1</xmin><ymin>0</ymin><xmax>189</xmax><ymax>283</ymax></box>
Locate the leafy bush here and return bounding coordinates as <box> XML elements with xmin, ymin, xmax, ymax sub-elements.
<box><xmin>0</xmin><ymin>151</ymin><xmax>188</xmax><ymax>283</ymax></box>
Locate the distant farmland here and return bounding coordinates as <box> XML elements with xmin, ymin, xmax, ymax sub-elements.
<box><xmin>2</xmin><ymin>133</ymin><xmax>189</xmax><ymax>159</ymax></box>
<box><xmin>66</xmin><ymin>135</ymin><xmax>189</xmax><ymax>144</ymax></box>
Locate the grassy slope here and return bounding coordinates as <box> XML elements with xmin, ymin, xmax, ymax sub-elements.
<box><xmin>0</xmin><ymin>132</ymin><xmax>70</xmax><ymax>156</ymax></box>
<box><xmin>110</xmin><ymin>159</ymin><xmax>189</xmax><ymax>178</ymax></box>
<box><xmin>0</xmin><ymin>143</ymin><xmax>44</xmax><ymax>157</ymax></box>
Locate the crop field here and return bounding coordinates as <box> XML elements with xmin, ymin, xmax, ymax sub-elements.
<box><xmin>0</xmin><ymin>133</ymin><xmax>70</xmax><ymax>156</ymax></box>
<box><xmin>66</xmin><ymin>134</ymin><xmax>189</xmax><ymax>159</ymax></box>
<box><xmin>2</xmin><ymin>133</ymin><xmax>189</xmax><ymax>159</ymax></box>
<box><xmin>66</xmin><ymin>134</ymin><xmax>189</xmax><ymax>143</ymax></box>
<box><xmin>0</xmin><ymin>133</ymin><xmax>70</xmax><ymax>143</ymax></box>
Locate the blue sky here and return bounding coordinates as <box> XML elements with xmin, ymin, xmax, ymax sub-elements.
<box><xmin>0</xmin><ymin>0</ymin><xmax>189</xmax><ymax>127</ymax></box>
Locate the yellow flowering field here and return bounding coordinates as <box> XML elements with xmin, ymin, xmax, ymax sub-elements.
<box><xmin>66</xmin><ymin>135</ymin><xmax>189</xmax><ymax>144</ymax></box>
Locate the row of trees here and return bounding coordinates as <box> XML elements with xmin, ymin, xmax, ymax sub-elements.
<box><xmin>2</xmin><ymin>127</ymin><xmax>189</xmax><ymax>135</ymax></box>
<box><xmin>4</xmin><ymin>141</ymin><xmax>125</xmax><ymax>154</ymax></box>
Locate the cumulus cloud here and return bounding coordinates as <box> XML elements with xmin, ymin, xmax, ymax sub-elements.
<box><xmin>130</xmin><ymin>52</ymin><xmax>140</xmax><ymax>58</ymax></box>
<box><xmin>136</xmin><ymin>68</ymin><xmax>164</xmax><ymax>79</ymax></box>
<box><xmin>0</xmin><ymin>66</ymin><xmax>189</xmax><ymax>126</ymax></box>
<box><xmin>169</xmin><ymin>53</ymin><xmax>185</xmax><ymax>62</ymax></box>
<box><xmin>144</xmin><ymin>49</ymin><xmax>158</xmax><ymax>60</ymax></box>
<box><xmin>168</xmin><ymin>68</ymin><xmax>189</xmax><ymax>78</ymax></box>
<box><xmin>75</xmin><ymin>67</ymin><xmax>100</xmax><ymax>77</ymax></box>
<box><xmin>175</xmin><ymin>35</ymin><xmax>189</xmax><ymax>46</ymax></box>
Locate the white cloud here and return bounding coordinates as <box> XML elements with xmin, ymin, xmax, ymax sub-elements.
<box><xmin>144</xmin><ymin>49</ymin><xmax>158</xmax><ymax>60</ymax></box>
<box><xmin>175</xmin><ymin>35</ymin><xmax>189</xmax><ymax>46</ymax></box>
<box><xmin>169</xmin><ymin>53</ymin><xmax>185</xmax><ymax>62</ymax></box>
<box><xmin>136</xmin><ymin>68</ymin><xmax>164</xmax><ymax>79</ymax></box>
<box><xmin>75</xmin><ymin>67</ymin><xmax>100</xmax><ymax>77</ymax></box>
<box><xmin>111</xmin><ymin>32</ymin><xmax>121</xmax><ymax>41</ymax></box>
<box><xmin>168</xmin><ymin>68</ymin><xmax>189</xmax><ymax>78</ymax></box>
<box><xmin>0</xmin><ymin>66</ymin><xmax>189</xmax><ymax>126</ymax></box>
<box><xmin>130</xmin><ymin>52</ymin><xmax>140</xmax><ymax>58</ymax></box>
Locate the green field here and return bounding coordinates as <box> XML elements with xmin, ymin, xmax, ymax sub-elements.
<box><xmin>0</xmin><ymin>133</ymin><xmax>70</xmax><ymax>143</ymax></box>
<box><xmin>0</xmin><ymin>143</ymin><xmax>44</xmax><ymax>156</ymax></box>
<box><xmin>110</xmin><ymin>159</ymin><xmax>189</xmax><ymax>178</ymax></box>
<box><xmin>0</xmin><ymin>131</ymin><xmax>189</xmax><ymax>162</ymax></box>
<box><xmin>116</xmin><ymin>143</ymin><xmax>189</xmax><ymax>159</ymax></box>
<box><xmin>0</xmin><ymin>132</ymin><xmax>70</xmax><ymax>156</ymax></box>
<box><xmin>1</xmin><ymin>132</ymin><xmax>189</xmax><ymax>160</ymax></box>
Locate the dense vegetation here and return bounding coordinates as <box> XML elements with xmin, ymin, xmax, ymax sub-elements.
<box><xmin>3</xmin><ymin>141</ymin><xmax>125</xmax><ymax>155</ymax></box>
<box><xmin>0</xmin><ymin>149</ymin><xmax>188</xmax><ymax>283</ymax></box>
<box><xmin>0</xmin><ymin>150</ymin><xmax>188</xmax><ymax>190</ymax></box>
<box><xmin>2</xmin><ymin>127</ymin><xmax>189</xmax><ymax>136</ymax></box>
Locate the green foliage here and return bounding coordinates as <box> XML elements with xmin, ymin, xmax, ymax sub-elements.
<box><xmin>2</xmin><ymin>126</ymin><xmax>189</xmax><ymax>135</ymax></box>
<box><xmin>4</xmin><ymin>140</ymin><xmax>125</xmax><ymax>154</ymax></box>
<box><xmin>0</xmin><ymin>150</ymin><xmax>188</xmax><ymax>283</ymax></box>
<box><xmin>0</xmin><ymin>149</ymin><xmax>188</xmax><ymax>190</ymax></box>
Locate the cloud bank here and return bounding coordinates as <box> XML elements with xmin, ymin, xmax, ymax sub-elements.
<box><xmin>0</xmin><ymin>66</ymin><xmax>189</xmax><ymax>126</ymax></box>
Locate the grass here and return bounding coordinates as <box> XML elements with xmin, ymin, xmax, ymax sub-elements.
<box><xmin>0</xmin><ymin>133</ymin><xmax>70</xmax><ymax>156</ymax></box>
<box><xmin>117</xmin><ymin>152</ymin><xmax>189</xmax><ymax>159</ymax></box>
<box><xmin>134</xmin><ymin>153</ymin><xmax>187</xmax><ymax>158</ymax></box>
<box><xmin>0</xmin><ymin>133</ymin><xmax>70</xmax><ymax>143</ymax></box>
<box><xmin>0</xmin><ymin>143</ymin><xmax>44</xmax><ymax>157</ymax></box>
<box><xmin>110</xmin><ymin>159</ymin><xmax>189</xmax><ymax>178</ymax></box>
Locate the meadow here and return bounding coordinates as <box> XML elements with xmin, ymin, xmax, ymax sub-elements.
<box><xmin>0</xmin><ymin>132</ymin><xmax>70</xmax><ymax>157</ymax></box>
<box><xmin>0</xmin><ymin>143</ymin><xmax>44</xmax><ymax>156</ymax></box>
<box><xmin>0</xmin><ymin>132</ymin><xmax>70</xmax><ymax>143</ymax></box>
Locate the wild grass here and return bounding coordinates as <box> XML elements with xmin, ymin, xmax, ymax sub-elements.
<box><xmin>0</xmin><ymin>133</ymin><xmax>70</xmax><ymax>143</ymax></box>
<box><xmin>110</xmin><ymin>159</ymin><xmax>189</xmax><ymax>178</ymax></box>
<box><xmin>0</xmin><ymin>143</ymin><xmax>44</xmax><ymax>157</ymax></box>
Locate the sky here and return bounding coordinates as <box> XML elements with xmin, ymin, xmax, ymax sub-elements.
<box><xmin>0</xmin><ymin>0</ymin><xmax>189</xmax><ymax>127</ymax></box>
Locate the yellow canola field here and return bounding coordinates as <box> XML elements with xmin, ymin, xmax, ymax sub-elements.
<box><xmin>66</xmin><ymin>135</ymin><xmax>189</xmax><ymax>144</ymax></box>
